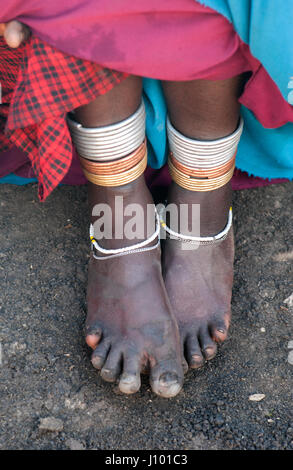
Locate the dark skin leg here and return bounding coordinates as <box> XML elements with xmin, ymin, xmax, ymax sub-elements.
<box><xmin>162</xmin><ymin>76</ymin><xmax>244</xmax><ymax>368</ymax></box>
<box><xmin>75</xmin><ymin>76</ymin><xmax>183</xmax><ymax>397</ymax></box>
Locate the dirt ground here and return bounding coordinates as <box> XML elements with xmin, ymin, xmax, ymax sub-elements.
<box><xmin>0</xmin><ymin>181</ymin><xmax>292</xmax><ymax>450</ymax></box>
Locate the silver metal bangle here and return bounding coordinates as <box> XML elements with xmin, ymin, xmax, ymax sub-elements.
<box><xmin>67</xmin><ymin>101</ymin><xmax>146</xmax><ymax>161</ymax></box>
<box><xmin>167</xmin><ymin>117</ymin><xmax>243</xmax><ymax>169</ymax></box>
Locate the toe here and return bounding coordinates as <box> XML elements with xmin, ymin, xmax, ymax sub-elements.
<box><xmin>85</xmin><ymin>326</ymin><xmax>102</xmax><ymax>349</ymax></box>
<box><xmin>185</xmin><ymin>334</ymin><xmax>204</xmax><ymax>369</ymax></box>
<box><xmin>91</xmin><ymin>340</ymin><xmax>110</xmax><ymax>370</ymax></box>
<box><xmin>150</xmin><ymin>361</ymin><xmax>183</xmax><ymax>398</ymax></box>
<box><xmin>210</xmin><ymin>320</ymin><xmax>229</xmax><ymax>343</ymax></box>
<box><xmin>101</xmin><ymin>347</ymin><xmax>122</xmax><ymax>383</ymax></box>
<box><xmin>119</xmin><ymin>354</ymin><xmax>141</xmax><ymax>394</ymax></box>
<box><xmin>199</xmin><ymin>328</ymin><xmax>217</xmax><ymax>361</ymax></box>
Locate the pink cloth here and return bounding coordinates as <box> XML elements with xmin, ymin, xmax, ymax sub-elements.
<box><xmin>1</xmin><ymin>1</ymin><xmax>247</xmax><ymax>80</ymax></box>
<box><xmin>1</xmin><ymin>0</ymin><xmax>292</xmax><ymax>128</ymax></box>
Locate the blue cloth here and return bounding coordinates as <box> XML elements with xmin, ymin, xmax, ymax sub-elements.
<box><xmin>145</xmin><ymin>1</ymin><xmax>293</xmax><ymax>180</ymax></box>
<box><xmin>0</xmin><ymin>174</ymin><xmax>37</xmax><ymax>185</ymax></box>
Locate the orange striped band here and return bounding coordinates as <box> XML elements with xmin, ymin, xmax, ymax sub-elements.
<box><xmin>170</xmin><ymin>151</ymin><xmax>236</xmax><ymax>179</ymax></box>
<box><xmin>79</xmin><ymin>139</ymin><xmax>146</xmax><ymax>176</ymax></box>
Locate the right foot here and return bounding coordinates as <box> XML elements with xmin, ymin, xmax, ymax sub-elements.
<box><xmin>85</xmin><ymin>178</ymin><xmax>184</xmax><ymax>398</ymax></box>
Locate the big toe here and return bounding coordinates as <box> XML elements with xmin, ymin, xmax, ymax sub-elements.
<box><xmin>151</xmin><ymin>363</ymin><xmax>183</xmax><ymax>398</ymax></box>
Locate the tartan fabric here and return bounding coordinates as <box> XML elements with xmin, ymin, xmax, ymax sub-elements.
<box><xmin>0</xmin><ymin>40</ymin><xmax>25</xmax><ymax>153</ymax></box>
<box><xmin>0</xmin><ymin>36</ymin><xmax>128</xmax><ymax>201</ymax></box>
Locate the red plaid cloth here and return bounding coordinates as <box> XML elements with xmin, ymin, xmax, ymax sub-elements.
<box><xmin>0</xmin><ymin>37</ymin><xmax>128</xmax><ymax>201</ymax></box>
<box><xmin>0</xmin><ymin>40</ymin><xmax>25</xmax><ymax>153</ymax></box>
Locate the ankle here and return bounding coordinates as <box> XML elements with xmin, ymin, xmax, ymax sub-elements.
<box><xmin>167</xmin><ymin>182</ymin><xmax>232</xmax><ymax>237</ymax></box>
<box><xmin>88</xmin><ymin>177</ymin><xmax>158</xmax><ymax>250</ymax></box>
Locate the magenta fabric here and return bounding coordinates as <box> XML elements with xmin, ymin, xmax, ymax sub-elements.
<box><xmin>1</xmin><ymin>1</ymin><xmax>249</xmax><ymax>80</ymax></box>
<box><xmin>1</xmin><ymin>0</ymin><xmax>292</xmax><ymax>129</ymax></box>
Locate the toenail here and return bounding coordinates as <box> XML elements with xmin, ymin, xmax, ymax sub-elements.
<box><xmin>102</xmin><ymin>368</ymin><xmax>112</xmax><ymax>376</ymax></box>
<box><xmin>120</xmin><ymin>374</ymin><xmax>136</xmax><ymax>384</ymax></box>
<box><xmin>204</xmin><ymin>347</ymin><xmax>216</xmax><ymax>358</ymax></box>
<box><xmin>91</xmin><ymin>356</ymin><xmax>103</xmax><ymax>369</ymax></box>
<box><xmin>217</xmin><ymin>328</ymin><xmax>225</xmax><ymax>334</ymax></box>
<box><xmin>101</xmin><ymin>368</ymin><xmax>117</xmax><ymax>382</ymax></box>
<box><xmin>192</xmin><ymin>354</ymin><xmax>203</xmax><ymax>363</ymax></box>
<box><xmin>155</xmin><ymin>374</ymin><xmax>182</xmax><ymax>398</ymax></box>
<box><xmin>119</xmin><ymin>375</ymin><xmax>140</xmax><ymax>394</ymax></box>
<box><xmin>160</xmin><ymin>372</ymin><xmax>177</xmax><ymax>384</ymax></box>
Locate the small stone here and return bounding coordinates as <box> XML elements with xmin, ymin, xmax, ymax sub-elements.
<box><xmin>259</xmin><ymin>288</ymin><xmax>276</xmax><ymax>300</ymax></box>
<box><xmin>216</xmin><ymin>400</ymin><xmax>225</xmax><ymax>407</ymax></box>
<box><xmin>66</xmin><ymin>438</ymin><xmax>85</xmax><ymax>450</ymax></box>
<box><xmin>274</xmin><ymin>251</ymin><xmax>293</xmax><ymax>262</ymax></box>
<box><xmin>249</xmin><ymin>394</ymin><xmax>266</xmax><ymax>402</ymax></box>
<box><xmin>260</xmin><ymin>327</ymin><xmax>266</xmax><ymax>333</ymax></box>
<box><xmin>44</xmin><ymin>399</ymin><xmax>54</xmax><ymax>410</ymax></box>
<box><xmin>288</xmin><ymin>341</ymin><xmax>293</xmax><ymax>350</ymax></box>
<box><xmin>284</xmin><ymin>293</ymin><xmax>293</xmax><ymax>308</ymax></box>
<box><xmin>39</xmin><ymin>417</ymin><xmax>63</xmax><ymax>432</ymax></box>
<box><xmin>287</xmin><ymin>351</ymin><xmax>293</xmax><ymax>366</ymax></box>
<box><xmin>214</xmin><ymin>414</ymin><xmax>225</xmax><ymax>426</ymax></box>
<box><xmin>64</xmin><ymin>397</ymin><xmax>86</xmax><ymax>410</ymax></box>
<box><xmin>9</xmin><ymin>342</ymin><xmax>27</xmax><ymax>355</ymax></box>
<box><xmin>267</xmin><ymin>419</ymin><xmax>274</xmax><ymax>423</ymax></box>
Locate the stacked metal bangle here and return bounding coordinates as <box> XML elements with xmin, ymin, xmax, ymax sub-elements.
<box><xmin>79</xmin><ymin>140</ymin><xmax>146</xmax><ymax>175</ymax></box>
<box><xmin>67</xmin><ymin>101</ymin><xmax>146</xmax><ymax>161</ymax></box>
<box><xmin>170</xmin><ymin>152</ymin><xmax>236</xmax><ymax>179</ymax></box>
<box><xmin>81</xmin><ymin>140</ymin><xmax>147</xmax><ymax>187</ymax></box>
<box><xmin>167</xmin><ymin>116</ymin><xmax>243</xmax><ymax>169</ymax></box>
<box><xmin>167</xmin><ymin>116</ymin><xmax>243</xmax><ymax>191</ymax></box>
<box><xmin>168</xmin><ymin>157</ymin><xmax>235</xmax><ymax>191</ymax></box>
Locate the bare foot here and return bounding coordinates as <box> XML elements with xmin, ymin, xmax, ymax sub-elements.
<box><xmin>85</xmin><ymin>177</ymin><xmax>184</xmax><ymax>397</ymax></box>
<box><xmin>163</xmin><ymin>182</ymin><xmax>234</xmax><ymax>369</ymax></box>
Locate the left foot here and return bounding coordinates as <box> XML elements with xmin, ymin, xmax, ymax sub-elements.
<box><xmin>85</xmin><ymin>178</ymin><xmax>184</xmax><ymax>397</ymax></box>
<box><xmin>162</xmin><ymin>183</ymin><xmax>234</xmax><ymax>369</ymax></box>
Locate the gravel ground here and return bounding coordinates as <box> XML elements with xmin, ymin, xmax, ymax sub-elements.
<box><xmin>0</xmin><ymin>182</ymin><xmax>292</xmax><ymax>450</ymax></box>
